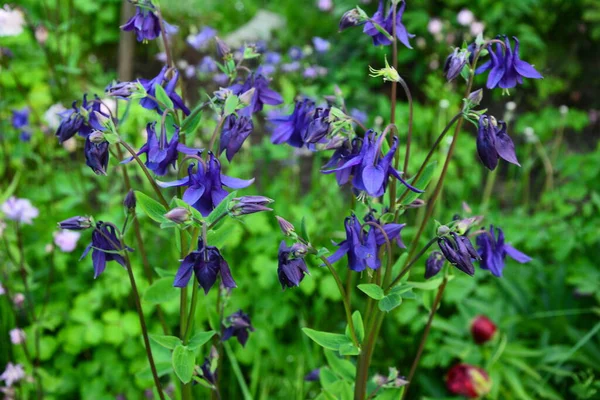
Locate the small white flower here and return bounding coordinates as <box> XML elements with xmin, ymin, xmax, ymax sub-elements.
<box><xmin>457</xmin><ymin>9</ymin><xmax>474</xmax><ymax>26</ymax></box>
<box><xmin>53</xmin><ymin>230</ymin><xmax>81</xmax><ymax>253</ymax></box>
<box><xmin>9</xmin><ymin>329</ymin><xmax>25</xmax><ymax>345</ymax></box>
<box><xmin>1</xmin><ymin>197</ymin><xmax>39</xmax><ymax>224</ymax></box>
<box><xmin>0</xmin><ymin>6</ymin><xmax>25</xmax><ymax>37</ymax></box>
<box><xmin>439</xmin><ymin>99</ymin><xmax>450</xmax><ymax>109</ymax></box>
<box><xmin>0</xmin><ymin>363</ymin><xmax>25</xmax><ymax>387</ymax></box>
<box><xmin>559</xmin><ymin>105</ymin><xmax>569</xmax><ymax>116</ymax></box>
<box><xmin>12</xmin><ymin>293</ymin><xmax>25</xmax><ymax>307</ymax></box>
<box><xmin>0</xmin><ymin>282</ymin><xmax>5</xmax><ymax>296</ymax></box>
<box><xmin>505</xmin><ymin>101</ymin><xmax>517</xmax><ymax>111</ymax></box>
<box><xmin>427</xmin><ymin>18</ymin><xmax>443</xmax><ymax>35</ymax></box>
<box><xmin>470</xmin><ymin>21</ymin><xmax>485</xmax><ymax>36</ymax></box>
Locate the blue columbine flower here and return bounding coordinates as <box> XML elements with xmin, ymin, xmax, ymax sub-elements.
<box><xmin>120</xmin><ymin>6</ymin><xmax>162</xmax><ymax>42</ymax></box>
<box><xmin>437</xmin><ymin>233</ymin><xmax>480</xmax><ymax>276</ymax></box>
<box><xmin>173</xmin><ymin>238</ymin><xmax>236</xmax><ymax>293</ymax></box>
<box><xmin>80</xmin><ymin>222</ymin><xmax>132</xmax><ymax>279</ymax></box>
<box><xmin>229</xmin><ymin>73</ymin><xmax>283</xmax><ymax>114</ymax></box>
<box><xmin>158</xmin><ymin>153</ymin><xmax>254</xmax><ymax>216</ymax></box>
<box><xmin>327</xmin><ymin>213</ymin><xmax>405</xmax><ymax>272</ymax></box>
<box><xmin>84</xmin><ymin>135</ymin><xmax>110</xmax><ymax>175</ymax></box>
<box><xmin>137</xmin><ymin>66</ymin><xmax>190</xmax><ymax>115</ymax></box>
<box><xmin>476</xmin><ymin>226</ymin><xmax>531</xmax><ymax>277</ymax></box>
<box><xmin>363</xmin><ymin>0</ymin><xmax>415</xmax><ymax>48</ymax></box>
<box><xmin>270</xmin><ymin>99</ymin><xmax>315</xmax><ymax>147</ymax></box>
<box><xmin>475</xmin><ymin>36</ymin><xmax>543</xmax><ymax>90</ymax></box>
<box><xmin>187</xmin><ymin>26</ymin><xmax>217</xmax><ymax>50</ymax></box>
<box><xmin>11</xmin><ymin>108</ymin><xmax>29</xmax><ymax>129</ymax></box>
<box><xmin>476</xmin><ymin>115</ymin><xmax>520</xmax><ymax>170</ymax></box>
<box><xmin>321</xmin><ymin>138</ymin><xmax>363</xmax><ymax>186</ymax></box>
<box><xmin>222</xmin><ymin>310</ymin><xmax>255</xmax><ymax>347</ymax></box>
<box><xmin>277</xmin><ymin>241</ymin><xmax>310</xmax><ymax>289</ymax></box>
<box><xmin>322</xmin><ymin>130</ymin><xmax>422</xmax><ymax>197</ymax></box>
<box><xmin>425</xmin><ymin>251</ymin><xmax>445</xmax><ymax>279</ymax></box>
<box><xmin>264</xmin><ymin>51</ymin><xmax>282</xmax><ymax>65</ymax></box>
<box><xmin>198</xmin><ymin>56</ymin><xmax>217</xmax><ymax>74</ymax></box>
<box><xmin>56</xmin><ymin>95</ymin><xmax>108</xmax><ymax>143</ymax></box>
<box><xmin>219</xmin><ymin>114</ymin><xmax>254</xmax><ymax>162</ymax></box>
<box><xmin>443</xmin><ymin>48</ymin><xmax>469</xmax><ymax>82</ymax></box>
<box><xmin>312</xmin><ymin>37</ymin><xmax>331</xmax><ymax>53</ymax></box>
<box><xmin>122</xmin><ymin>122</ymin><xmax>198</xmax><ymax>176</ymax></box>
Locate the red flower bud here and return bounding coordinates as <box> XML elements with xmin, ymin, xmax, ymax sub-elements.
<box><xmin>446</xmin><ymin>364</ymin><xmax>491</xmax><ymax>398</ymax></box>
<box><xmin>470</xmin><ymin>315</ymin><xmax>497</xmax><ymax>344</ymax></box>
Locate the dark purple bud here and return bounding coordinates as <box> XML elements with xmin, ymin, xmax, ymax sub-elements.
<box><xmin>88</xmin><ymin>130</ymin><xmax>106</xmax><ymax>144</ymax></box>
<box><xmin>425</xmin><ymin>251</ymin><xmax>444</xmax><ymax>279</ymax></box>
<box><xmin>290</xmin><ymin>242</ymin><xmax>309</xmax><ymax>258</ymax></box>
<box><xmin>59</xmin><ymin>216</ymin><xmax>92</xmax><ymax>231</ymax></box>
<box><xmin>84</xmin><ymin>136</ymin><xmax>110</xmax><ymax>175</ymax></box>
<box><xmin>304</xmin><ymin>368</ymin><xmax>320</xmax><ymax>382</ymax></box>
<box><xmin>339</xmin><ymin>9</ymin><xmax>363</xmax><ymax>31</ymax></box>
<box><xmin>105</xmin><ymin>81</ymin><xmax>139</xmax><ymax>99</ymax></box>
<box><xmin>444</xmin><ymin>48</ymin><xmax>469</xmax><ymax>82</ymax></box>
<box><xmin>276</xmin><ymin>216</ymin><xmax>295</xmax><ymax>236</ymax></box>
<box><xmin>406</xmin><ymin>199</ymin><xmax>426</xmax><ymax>209</ymax></box>
<box><xmin>230</xmin><ymin>196</ymin><xmax>274</xmax><ymax>216</ymax></box>
<box><xmin>467</xmin><ymin>89</ymin><xmax>483</xmax><ymax>106</ymax></box>
<box><xmin>477</xmin><ymin>115</ymin><xmax>520</xmax><ymax>171</ymax></box>
<box><xmin>164</xmin><ymin>207</ymin><xmax>191</xmax><ymax>224</ymax></box>
<box><xmin>222</xmin><ymin>310</ymin><xmax>254</xmax><ymax>347</ymax></box>
<box><xmin>215</xmin><ymin>36</ymin><xmax>231</xmax><ymax>59</ymax></box>
<box><xmin>123</xmin><ymin>190</ymin><xmax>136</xmax><ymax>210</ymax></box>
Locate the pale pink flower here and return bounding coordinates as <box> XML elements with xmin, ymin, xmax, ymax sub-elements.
<box><xmin>12</xmin><ymin>293</ymin><xmax>25</xmax><ymax>307</ymax></box>
<box><xmin>470</xmin><ymin>21</ymin><xmax>485</xmax><ymax>36</ymax></box>
<box><xmin>53</xmin><ymin>230</ymin><xmax>81</xmax><ymax>253</ymax></box>
<box><xmin>0</xmin><ymin>363</ymin><xmax>25</xmax><ymax>387</ymax></box>
<box><xmin>1</xmin><ymin>197</ymin><xmax>39</xmax><ymax>224</ymax></box>
<box><xmin>457</xmin><ymin>9</ymin><xmax>474</xmax><ymax>26</ymax></box>
<box><xmin>9</xmin><ymin>329</ymin><xmax>25</xmax><ymax>345</ymax></box>
<box><xmin>427</xmin><ymin>18</ymin><xmax>443</xmax><ymax>35</ymax></box>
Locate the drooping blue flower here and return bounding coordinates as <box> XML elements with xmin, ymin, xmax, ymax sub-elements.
<box><xmin>437</xmin><ymin>233</ymin><xmax>480</xmax><ymax>276</ymax></box>
<box><xmin>11</xmin><ymin>108</ymin><xmax>29</xmax><ymax>129</ymax></box>
<box><xmin>80</xmin><ymin>222</ymin><xmax>132</xmax><ymax>279</ymax></box>
<box><xmin>302</xmin><ymin>107</ymin><xmax>331</xmax><ymax>144</ymax></box>
<box><xmin>270</xmin><ymin>99</ymin><xmax>315</xmax><ymax>147</ymax></box>
<box><xmin>120</xmin><ymin>6</ymin><xmax>162</xmax><ymax>42</ymax></box>
<box><xmin>322</xmin><ymin>130</ymin><xmax>422</xmax><ymax>197</ymax></box>
<box><xmin>476</xmin><ymin>226</ymin><xmax>531</xmax><ymax>277</ymax></box>
<box><xmin>475</xmin><ymin>36</ymin><xmax>543</xmax><ymax>89</ymax></box>
<box><xmin>122</xmin><ymin>122</ymin><xmax>198</xmax><ymax>176</ymax></box>
<box><xmin>321</xmin><ymin>138</ymin><xmax>363</xmax><ymax>186</ymax></box>
<box><xmin>363</xmin><ymin>0</ymin><xmax>414</xmax><ymax>48</ymax></box>
<box><xmin>222</xmin><ymin>310</ymin><xmax>254</xmax><ymax>347</ymax></box>
<box><xmin>137</xmin><ymin>66</ymin><xmax>190</xmax><ymax>115</ymax></box>
<box><xmin>219</xmin><ymin>114</ymin><xmax>254</xmax><ymax>161</ymax></box>
<box><xmin>229</xmin><ymin>73</ymin><xmax>283</xmax><ymax>114</ymax></box>
<box><xmin>157</xmin><ymin>153</ymin><xmax>254</xmax><ymax>216</ymax></box>
<box><xmin>476</xmin><ymin>115</ymin><xmax>519</xmax><ymax>170</ymax></box>
<box><xmin>55</xmin><ymin>95</ymin><xmax>108</xmax><ymax>143</ymax></box>
<box><xmin>425</xmin><ymin>251</ymin><xmax>445</xmax><ymax>279</ymax></box>
<box><xmin>173</xmin><ymin>238</ymin><xmax>236</xmax><ymax>294</ymax></box>
<box><xmin>84</xmin><ymin>135</ymin><xmax>110</xmax><ymax>175</ymax></box>
<box><xmin>277</xmin><ymin>241</ymin><xmax>310</xmax><ymax>289</ymax></box>
<box><xmin>312</xmin><ymin>37</ymin><xmax>331</xmax><ymax>53</ymax></box>
<box><xmin>187</xmin><ymin>26</ymin><xmax>217</xmax><ymax>50</ymax></box>
<box><xmin>327</xmin><ymin>213</ymin><xmax>405</xmax><ymax>272</ymax></box>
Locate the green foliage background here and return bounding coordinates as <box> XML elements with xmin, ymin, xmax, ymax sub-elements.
<box><xmin>0</xmin><ymin>0</ymin><xmax>599</xmax><ymax>399</ymax></box>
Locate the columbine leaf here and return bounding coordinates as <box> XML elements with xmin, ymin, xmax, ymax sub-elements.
<box><xmin>357</xmin><ymin>284</ymin><xmax>385</xmax><ymax>300</ymax></box>
<box><xmin>149</xmin><ymin>334</ymin><xmax>182</xmax><ymax>350</ymax></box>
<box><xmin>172</xmin><ymin>344</ymin><xmax>196</xmax><ymax>384</ymax></box>
<box><xmin>135</xmin><ymin>191</ymin><xmax>168</xmax><ymax>223</ymax></box>
<box><xmin>302</xmin><ymin>328</ymin><xmax>353</xmax><ymax>351</ymax></box>
<box><xmin>181</xmin><ymin>104</ymin><xmax>203</xmax><ymax>135</ymax></box>
<box><xmin>206</xmin><ymin>191</ymin><xmax>237</xmax><ymax>225</ymax></box>
<box><xmin>378</xmin><ymin>293</ymin><xmax>403</xmax><ymax>313</ymax></box>
<box><xmin>188</xmin><ymin>330</ymin><xmax>217</xmax><ymax>350</ymax></box>
<box><xmin>324</xmin><ymin>350</ymin><xmax>356</xmax><ymax>382</ymax></box>
<box><xmin>399</xmin><ymin>162</ymin><xmax>437</xmax><ymax>205</ymax></box>
<box><xmin>154</xmin><ymin>83</ymin><xmax>175</xmax><ymax>110</ymax></box>
<box><xmin>345</xmin><ymin>311</ymin><xmax>364</xmax><ymax>344</ymax></box>
<box><xmin>143</xmin><ymin>277</ymin><xmax>179</xmax><ymax>304</ymax></box>
<box><xmin>224</xmin><ymin>95</ymin><xmax>240</xmax><ymax>116</ymax></box>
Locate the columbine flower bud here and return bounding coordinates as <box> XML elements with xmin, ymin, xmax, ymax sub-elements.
<box><xmin>215</xmin><ymin>37</ymin><xmax>231</xmax><ymax>59</ymax></box>
<box><xmin>276</xmin><ymin>216</ymin><xmax>295</xmax><ymax>236</ymax></box>
<box><xmin>123</xmin><ymin>190</ymin><xmax>136</xmax><ymax>211</ymax></box>
<box><xmin>470</xmin><ymin>315</ymin><xmax>497</xmax><ymax>344</ymax></box>
<box><xmin>105</xmin><ymin>81</ymin><xmax>139</xmax><ymax>99</ymax></box>
<box><xmin>446</xmin><ymin>364</ymin><xmax>492</xmax><ymax>399</ymax></box>
<box><xmin>164</xmin><ymin>207</ymin><xmax>191</xmax><ymax>224</ymax></box>
<box><xmin>89</xmin><ymin>130</ymin><xmax>106</xmax><ymax>144</ymax></box>
<box><xmin>406</xmin><ymin>199</ymin><xmax>426</xmax><ymax>209</ymax></box>
<box><xmin>229</xmin><ymin>196</ymin><xmax>273</xmax><ymax>216</ymax></box>
<box><xmin>467</xmin><ymin>89</ymin><xmax>483</xmax><ymax>106</ymax></box>
<box><xmin>443</xmin><ymin>48</ymin><xmax>469</xmax><ymax>82</ymax></box>
<box><xmin>291</xmin><ymin>242</ymin><xmax>309</xmax><ymax>258</ymax></box>
<box><xmin>437</xmin><ymin>225</ymin><xmax>451</xmax><ymax>236</ymax></box>
<box><xmin>425</xmin><ymin>251</ymin><xmax>444</xmax><ymax>279</ymax></box>
<box><xmin>238</xmin><ymin>88</ymin><xmax>256</xmax><ymax>107</ymax></box>
<box><xmin>455</xmin><ymin>216</ymin><xmax>483</xmax><ymax>235</ymax></box>
<box><xmin>338</xmin><ymin>8</ymin><xmax>366</xmax><ymax>31</ymax></box>
<box><xmin>59</xmin><ymin>216</ymin><xmax>92</xmax><ymax>231</ymax></box>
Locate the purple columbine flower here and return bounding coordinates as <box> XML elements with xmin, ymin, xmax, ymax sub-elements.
<box><xmin>84</xmin><ymin>135</ymin><xmax>110</xmax><ymax>175</ymax></box>
<box><xmin>219</xmin><ymin>114</ymin><xmax>254</xmax><ymax>162</ymax></box>
<box><xmin>321</xmin><ymin>138</ymin><xmax>363</xmax><ymax>186</ymax></box>
<box><xmin>363</xmin><ymin>0</ymin><xmax>415</xmax><ymax>48</ymax></box>
<box><xmin>137</xmin><ymin>66</ymin><xmax>190</xmax><ymax>115</ymax></box>
<box><xmin>187</xmin><ymin>26</ymin><xmax>217</xmax><ymax>50</ymax></box>
<box><xmin>476</xmin><ymin>115</ymin><xmax>519</xmax><ymax>170</ymax></box>
<box><xmin>302</xmin><ymin>107</ymin><xmax>331</xmax><ymax>144</ymax></box>
<box><xmin>173</xmin><ymin>238</ymin><xmax>236</xmax><ymax>294</ymax></box>
<box><xmin>120</xmin><ymin>6</ymin><xmax>162</xmax><ymax>42</ymax></box>
<box><xmin>437</xmin><ymin>233</ymin><xmax>480</xmax><ymax>276</ymax></box>
<box><xmin>229</xmin><ymin>73</ymin><xmax>283</xmax><ymax>114</ymax></box>
<box><xmin>264</xmin><ymin>51</ymin><xmax>282</xmax><ymax>65</ymax></box>
<box><xmin>122</xmin><ymin>122</ymin><xmax>198</xmax><ymax>176</ymax></box>
<box><xmin>476</xmin><ymin>226</ymin><xmax>531</xmax><ymax>277</ymax></box>
<box><xmin>222</xmin><ymin>310</ymin><xmax>255</xmax><ymax>347</ymax></box>
<box><xmin>475</xmin><ymin>36</ymin><xmax>543</xmax><ymax>89</ymax></box>
<box><xmin>425</xmin><ymin>251</ymin><xmax>445</xmax><ymax>279</ymax></box>
<box><xmin>198</xmin><ymin>56</ymin><xmax>217</xmax><ymax>74</ymax></box>
<box><xmin>312</xmin><ymin>37</ymin><xmax>331</xmax><ymax>53</ymax></box>
<box><xmin>270</xmin><ymin>99</ymin><xmax>316</xmax><ymax>148</ymax></box>
<box><xmin>158</xmin><ymin>154</ymin><xmax>254</xmax><ymax>216</ymax></box>
<box><xmin>288</xmin><ymin>46</ymin><xmax>304</xmax><ymax>60</ymax></box>
<box><xmin>443</xmin><ymin>48</ymin><xmax>469</xmax><ymax>82</ymax></box>
<box><xmin>56</xmin><ymin>95</ymin><xmax>108</xmax><ymax>143</ymax></box>
<box><xmin>327</xmin><ymin>213</ymin><xmax>405</xmax><ymax>272</ymax></box>
<box><xmin>80</xmin><ymin>222</ymin><xmax>132</xmax><ymax>279</ymax></box>
<box><xmin>11</xmin><ymin>108</ymin><xmax>29</xmax><ymax>129</ymax></box>
<box><xmin>277</xmin><ymin>241</ymin><xmax>310</xmax><ymax>289</ymax></box>
<box><xmin>322</xmin><ymin>130</ymin><xmax>422</xmax><ymax>197</ymax></box>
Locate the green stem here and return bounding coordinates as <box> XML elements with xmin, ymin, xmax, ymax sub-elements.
<box><xmin>319</xmin><ymin>256</ymin><xmax>360</xmax><ymax>348</ymax></box>
<box><xmin>386</xmin><ymin>238</ymin><xmax>438</xmax><ymax>291</ymax></box>
<box><xmin>480</xmin><ymin>168</ymin><xmax>497</xmax><ymax>212</ymax></box>
<box><xmin>398</xmin><ymin>77</ymin><xmax>413</xmax><ymax>175</ymax></box>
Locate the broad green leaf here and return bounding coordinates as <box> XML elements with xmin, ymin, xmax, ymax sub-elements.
<box><xmin>135</xmin><ymin>191</ymin><xmax>168</xmax><ymax>223</ymax></box>
<box><xmin>224</xmin><ymin>95</ymin><xmax>239</xmax><ymax>116</ymax></box>
<box><xmin>172</xmin><ymin>344</ymin><xmax>196</xmax><ymax>384</ymax></box>
<box><xmin>206</xmin><ymin>191</ymin><xmax>237</xmax><ymax>224</ymax></box>
<box><xmin>408</xmin><ymin>275</ymin><xmax>454</xmax><ymax>291</ymax></box>
<box><xmin>319</xmin><ymin>367</ymin><xmax>339</xmax><ymax>389</ymax></box>
<box><xmin>149</xmin><ymin>334</ymin><xmax>182</xmax><ymax>350</ymax></box>
<box><xmin>143</xmin><ymin>277</ymin><xmax>179</xmax><ymax>304</ymax></box>
<box><xmin>135</xmin><ymin>361</ymin><xmax>173</xmax><ymax>380</ymax></box>
<box><xmin>181</xmin><ymin>103</ymin><xmax>203</xmax><ymax>135</ymax></box>
<box><xmin>188</xmin><ymin>330</ymin><xmax>216</xmax><ymax>350</ymax></box>
<box><xmin>154</xmin><ymin>83</ymin><xmax>174</xmax><ymax>110</ymax></box>
<box><xmin>338</xmin><ymin>343</ymin><xmax>361</xmax><ymax>356</ymax></box>
<box><xmin>300</xmin><ymin>216</ymin><xmax>311</xmax><ymax>242</ymax></box>
<box><xmin>399</xmin><ymin>162</ymin><xmax>437</xmax><ymax>205</ymax></box>
<box><xmin>324</xmin><ymin>350</ymin><xmax>356</xmax><ymax>381</ymax></box>
<box><xmin>357</xmin><ymin>283</ymin><xmax>385</xmax><ymax>300</ymax></box>
<box><xmin>346</xmin><ymin>311</ymin><xmax>364</xmax><ymax>344</ymax></box>
<box><xmin>378</xmin><ymin>293</ymin><xmax>403</xmax><ymax>312</ymax></box>
<box><xmin>302</xmin><ymin>328</ymin><xmax>352</xmax><ymax>351</ymax></box>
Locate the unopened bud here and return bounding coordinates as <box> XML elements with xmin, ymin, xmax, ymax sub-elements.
<box><xmin>105</xmin><ymin>81</ymin><xmax>139</xmax><ymax>99</ymax></box>
<box><xmin>339</xmin><ymin>8</ymin><xmax>366</xmax><ymax>31</ymax></box>
<box><xmin>467</xmin><ymin>89</ymin><xmax>483</xmax><ymax>106</ymax></box>
<box><xmin>59</xmin><ymin>216</ymin><xmax>92</xmax><ymax>231</ymax></box>
<box><xmin>230</xmin><ymin>196</ymin><xmax>273</xmax><ymax>216</ymax></box>
<box><xmin>291</xmin><ymin>242</ymin><xmax>308</xmax><ymax>258</ymax></box>
<box><xmin>425</xmin><ymin>251</ymin><xmax>444</xmax><ymax>279</ymax></box>
<box><xmin>276</xmin><ymin>216</ymin><xmax>295</xmax><ymax>236</ymax></box>
<box><xmin>238</xmin><ymin>88</ymin><xmax>256</xmax><ymax>107</ymax></box>
<box><xmin>89</xmin><ymin>130</ymin><xmax>106</xmax><ymax>144</ymax></box>
<box><xmin>123</xmin><ymin>190</ymin><xmax>136</xmax><ymax>211</ymax></box>
<box><xmin>215</xmin><ymin>37</ymin><xmax>231</xmax><ymax>59</ymax></box>
<box><xmin>406</xmin><ymin>199</ymin><xmax>426</xmax><ymax>209</ymax></box>
<box><xmin>437</xmin><ymin>225</ymin><xmax>451</xmax><ymax>236</ymax></box>
<box><xmin>164</xmin><ymin>207</ymin><xmax>191</xmax><ymax>224</ymax></box>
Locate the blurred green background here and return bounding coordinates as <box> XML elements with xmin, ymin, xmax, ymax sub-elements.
<box><xmin>1</xmin><ymin>0</ymin><xmax>599</xmax><ymax>399</ymax></box>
